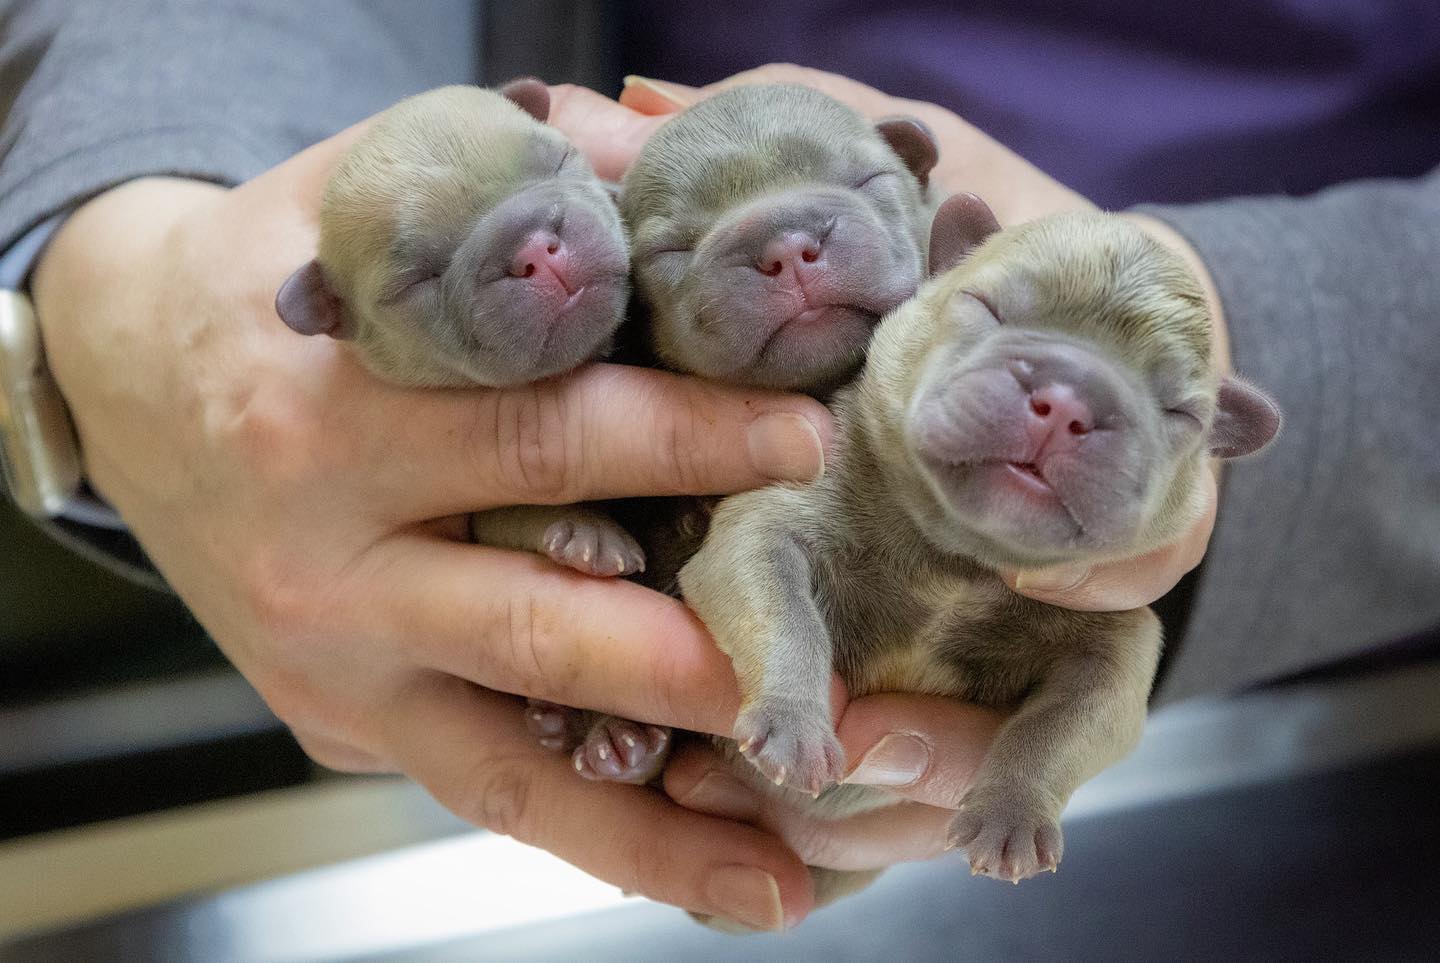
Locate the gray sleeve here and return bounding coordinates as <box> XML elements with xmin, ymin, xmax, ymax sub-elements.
<box><xmin>0</xmin><ymin>0</ymin><xmax>480</xmax><ymax>249</ymax></box>
<box><xmin>1138</xmin><ymin>168</ymin><xmax>1440</xmax><ymax>704</ymax></box>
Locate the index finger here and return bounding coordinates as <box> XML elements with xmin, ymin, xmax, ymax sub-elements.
<box><xmin>352</xmin><ymin>361</ymin><xmax>831</xmax><ymax>521</ymax></box>
<box><xmin>364</xmin><ymin>533</ymin><xmax>743</xmax><ymax>735</ymax></box>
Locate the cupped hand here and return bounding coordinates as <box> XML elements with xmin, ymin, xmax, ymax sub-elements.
<box><xmin>31</xmin><ymin>119</ymin><xmax>838</xmax><ymax>931</ymax></box>
<box><xmin>552</xmin><ymin>65</ymin><xmax>1227</xmax><ymax>613</ymax></box>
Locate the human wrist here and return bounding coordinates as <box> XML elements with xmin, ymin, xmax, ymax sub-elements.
<box><xmin>30</xmin><ymin>178</ymin><xmax>231</xmax><ymax>509</ymax></box>
<box><xmin>31</xmin><ymin>177</ymin><xmax>226</xmax><ymax>340</ymax></box>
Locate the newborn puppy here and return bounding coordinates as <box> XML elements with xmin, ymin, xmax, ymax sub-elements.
<box><xmin>678</xmin><ymin>197</ymin><xmax>1281</xmax><ymax>909</ymax></box>
<box><xmin>528</xmin><ymin>82</ymin><xmax>940</xmax><ymax>783</ymax></box>
<box><xmin>276</xmin><ymin>81</ymin><xmax>629</xmax><ymax>387</ymax></box>
<box><xmin>276</xmin><ymin>81</ymin><xmax>642</xmax><ymax>574</ymax></box>
<box><xmin>621</xmin><ymin>81</ymin><xmax>937</xmax><ymax>394</ymax></box>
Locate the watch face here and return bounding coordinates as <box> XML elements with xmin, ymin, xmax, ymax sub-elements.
<box><xmin>0</xmin><ymin>290</ymin><xmax>83</xmax><ymax>518</ymax></box>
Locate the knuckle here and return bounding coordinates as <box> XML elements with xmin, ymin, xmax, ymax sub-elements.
<box><xmin>488</xmin><ymin>588</ymin><xmax>579</xmax><ymax>698</ymax></box>
<box><xmin>643</xmin><ymin>605</ymin><xmax>706</xmax><ymax>726</ymax></box>
<box><xmin>255</xmin><ymin>667</ymin><xmax>324</xmax><ymax>733</ymax></box>
<box><xmin>752</xmin><ymin>62</ymin><xmax>809</xmax><ymax>83</ymax></box>
<box><xmin>453</xmin><ymin>757</ymin><xmax>534</xmax><ymax>838</ymax></box>
<box><xmin>221</xmin><ymin>380</ymin><xmax>326</xmax><ymax>490</ymax></box>
<box><xmin>486</xmin><ymin>383</ymin><xmax>577</xmax><ymax>502</ymax></box>
<box><xmin>786</xmin><ymin>820</ymin><xmax>846</xmax><ymax>867</ymax></box>
<box><xmin>652</xmin><ymin>391</ymin><xmax>713</xmax><ymax>494</ymax></box>
<box><xmin>259</xmin><ymin>671</ymin><xmax>379</xmax><ymax>764</ymax></box>
<box><xmin>548</xmin><ymin>82</ymin><xmax>581</xmax><ymax>105</ymax></box>
<box><xmin>241</xmin><ymin>547</ymin><xmax>318</xmax><ymax>638</ymax></box>
<box><xmin>291</xmin><ymin>730</ymin><xmax>386</xmax><ymax>774</ymax></box>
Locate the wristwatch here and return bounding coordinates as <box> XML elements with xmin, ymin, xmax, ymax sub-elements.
<box><xmin>0</xmin><ymin>218</ymin><xmax>166</xmax><ymax>588</ymax></box>
<box><xmin>0</xmin><ymin>285</ymin><xmax>86</xmax><ymax>518</ymax></box>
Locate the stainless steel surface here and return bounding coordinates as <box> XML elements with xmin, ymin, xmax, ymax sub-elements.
<box><xmin>5</xmin><ymin>662</ymin><xmax>1439</xmax><ymax>962</ymax></box>
<box><xmin>0</xmin><ymin>671</ymin><xmax>280</xmax><ymax>774</ymax></box>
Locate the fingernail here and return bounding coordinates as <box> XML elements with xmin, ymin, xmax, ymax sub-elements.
<box><xmin>748</xmin><ymin>412</ymin><xmax>825</xmax><ymax>482</ymax></box>
<box><xmin>842</xmin><ymin>733</ymin><xmax>932</xmax><ymax>787</ymax></box>
<box><xmin>677</xmin><ymin>770</ymin><xmax>759</xmax><ymax>819</ymax></box>
<box><xmin>706</xmin><ymin>865</ymin><xmax>785</xmax><ymax>932</ymax></box>
<box><xmin>622</xmin><ymin>75</ymin><xmax>691</xmax><ymax>106</ymax></box>
<box><xmin>1012</xmin><ymin>563</ymin><xmax>1090</xmax><ymax>595</ymax></box>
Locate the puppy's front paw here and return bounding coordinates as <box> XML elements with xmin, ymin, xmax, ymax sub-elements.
<box><xmin>735</xmin><ymin>698</ymin><xmax>844</xmax><ymax>796</ymax></box>
<box><xmin>948</xmin><ymin>785</ymin><xmax>1063</xmax><ymax>883</ymax></box>
<box><xmin>542</xmin><ymin>517</ymin><xmax>645</xmax><ymax>577</ymax></box>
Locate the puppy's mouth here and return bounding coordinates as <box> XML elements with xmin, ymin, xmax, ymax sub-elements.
<box><xmin>751</xmin><ymin>303</ymin><xmax>876</xmax><ymax>369</ymax></box>
<box><xmin>1002</xmin><ymin>460</ymin><xmax>1055</xmax><ymax>497</ymax></box>
<box><xmin>919</xmin><ymin>453</ymin><xmax>1084</xmax><ymax>540</ymax></box>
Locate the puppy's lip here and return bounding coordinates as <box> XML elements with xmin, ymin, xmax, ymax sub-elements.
<box><xmin>751</xmin><ymin>304</ymin><xmax>875</xmax><ymax>367</ymax></box>
<box><xmin>917</xmin><ymin>451</ymin><xmax>1073</xmax><ymax>516</ymax></box>
<box><xmin>1002</xmin><ymin>461</ymin><xmax>1056</xmax><ymax>496</ymax></box>
<box><xmin>784</xmin><ymin>303</ymin><xmax>877</xmax><ymax>327</ymax></box>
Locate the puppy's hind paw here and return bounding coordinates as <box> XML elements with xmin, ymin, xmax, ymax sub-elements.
<box><xmin>572</xmin><ymin>716</ymin><xmax>671</xmax><ymax>784</ymax></box>
<box><xmin>542</xmin><ymin>517</ymin><xmax>646</xmax><ymax>577</ymax></box>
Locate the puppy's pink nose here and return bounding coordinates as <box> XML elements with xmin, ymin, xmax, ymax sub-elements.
<box><xmin>1027</xmin><ymin>382</ymin><xmax>1094</xmax><ymax>454</ymax></box>
<box><xmin>509</xmin><ymin>231</ymin><xmax>571</xmax><ymax>287</ymax></box>
<box><xmin>756</xmin><ymin>231</ymin><xmax>824</xmax><ymax>278</ymax></box>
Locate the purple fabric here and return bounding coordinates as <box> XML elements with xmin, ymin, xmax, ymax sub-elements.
<box><xmin>618</xmin><ymin>0</ymin><xmax>1440</xmax><ymax>208</ymax></box>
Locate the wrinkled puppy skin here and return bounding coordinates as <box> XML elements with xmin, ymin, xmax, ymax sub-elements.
<box><xmin>276</xmin><ymin>81</ymin><xmax>629</xmax><ymax>387</ymax></box>
<box><xmin>621</xmin><ymin>82</ymin><xmax>937</xmax><ymax>395</ymax></box>
<box><xmin>538</xmin><ymin>83</ymin><xmax>941</xmax><ymax>788</ymax></box>
<box><xmin>678</xmin><ymin>197</ymin><xmax>1282</xmax><ymax>912</ymax></box>
<box><xmin>275</xmin><ymin>81</ymin><xmax>644</xmax><ymax>583</ymax></box>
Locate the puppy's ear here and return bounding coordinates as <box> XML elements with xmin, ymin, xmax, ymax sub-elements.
<box><xmin>276</xmin><ymin>260</ymin><xmax>349</xmax><ymax>338</ymax></box>
<box><xmin>1209</xmin><ymin>377</ymin><xmax>1282</xmax><ymax>458</ymax></box>
<box><xmin>929</xmin><ymin>193</ymin><xmax>1001</xmax><ymax>276</ymax></box>
<box><xmin>500</xmin><ymin>77</ymin><xmax>551</xmax><ymax>123</ymax></box>
<box><xmin>875</xmin><ymin>116</ymin><xmax>938</xmax><ymax>188</ymax></box>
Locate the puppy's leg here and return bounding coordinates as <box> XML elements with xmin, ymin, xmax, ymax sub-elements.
<box><xmin>680</xmin><ymin>490</ymin><xmax>842</xmax><ymax>795</ymax></box>
<box><xmin>950</xmin><ymin>608</ymin><xmax>1161</xmax><ymax>882</ymax></box>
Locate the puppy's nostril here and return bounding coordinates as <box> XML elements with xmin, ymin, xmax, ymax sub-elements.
<box><xmin>1031</xmin><ymin>398</ymin><xmax>1052</xmax><ymax>418</ymax></box>
<box><xmin>509</xmin><ymin>230</ymin><xmax>563</xmax><ymax>279</ymax></box>
<box><xmin>1068</xmin><ymin>420</ymin><xmax>1089</xmax><ymax>436</ymax></box>
<box><xmin>757</xmin><ymin>231</ymin><xmax>823</xmax><ymax>277</ymax></box>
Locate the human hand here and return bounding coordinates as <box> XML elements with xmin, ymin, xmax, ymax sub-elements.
<box><xmin>562</xmin><ymin>65</ymin><xmax>1227</xmax><ymax>612</ymax></box>
<box><xmin>31</xmin><ymin>120</ymin><xmax>837</xmax><ymax>930</ymax></box>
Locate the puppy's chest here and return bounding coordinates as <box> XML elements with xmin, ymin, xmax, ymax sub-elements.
<box><xmin>818</xmin><ymin>555</ymin><xmax>1061</xmax><ymax>708</ymax></box>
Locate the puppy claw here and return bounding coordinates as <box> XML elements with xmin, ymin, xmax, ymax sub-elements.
<box><xmin>571</xmin><ymin>716</ymin><xmax>672</xmax><ymax>784</ymax></box>
<box><xmin>733</xmin><ymin>698</ymin><xmax>844</xmax><ymax>793</ymax></box>
<box><xmin>950</xmin><ymin>786</ymin><xmax>1064</xmax><ymax>884</ymax></box>
<box><xmin>541</xmin><ymin>517</ymin><xmax>645</xmax><ymax>578</ymax></box>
